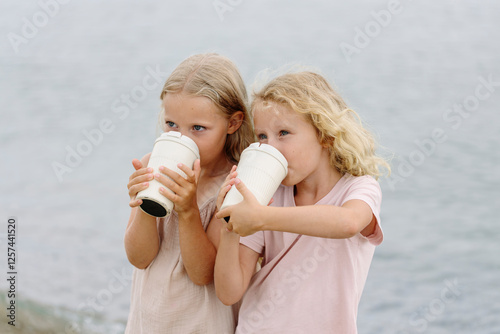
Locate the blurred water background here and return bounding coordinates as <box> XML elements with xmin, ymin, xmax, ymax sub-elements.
<box><xmin>0</xmin><ymin>0</ymin><xmax>499</xmax><ymax>333</ymax></box>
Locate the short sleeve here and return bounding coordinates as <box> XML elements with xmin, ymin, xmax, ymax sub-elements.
<box><xmin>240</xmin><ymin>231</ymin><xmax>265</xmax><ymax>255</ymax></box>
<box><xmin>342</xmin><ymin>175</ymin><xmax>383</xmax><ymax>245</ymax></box>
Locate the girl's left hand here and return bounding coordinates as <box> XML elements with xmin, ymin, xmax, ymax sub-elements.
<box><xmin>216</xmin><ymin>179</ymin><xmax>264</xmax><ymax>237</ymax></box>
<box><xmin>155</xmin><ymin>159</ymin><xmax>201</xmax><ymax>216</ymax></box>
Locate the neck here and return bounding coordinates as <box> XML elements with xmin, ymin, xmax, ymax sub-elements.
<box><xmin>200</xmin><ymin>154</ymin><xmax>233</xmax><ymax>179</ymax></box>
<box><xmin>196</xmin><ymin>154</ymin><xmax>233</xmax><ymax>205</ymax></box>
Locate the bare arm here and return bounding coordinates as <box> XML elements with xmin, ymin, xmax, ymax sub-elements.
<box><xmin>155</xmin><ymin>161</ymin><xmax>228</xmax><ymax>286</ymax></box>
<box><xmin>177</xmin><ymin>207</ymin><xmax>218</xmax><ymax>286</ymax></box>
<box><xmin>124</xmin><ymin>154</ymin><xmax>161</xmax><ymax>269</ymax></box>
<box><xmin>214</xmin><ymin>228</ymin><xmax>260</xmax><ymax>305</ymax></box>
<box><xmin>216</xmin><ymin>180</ymin><xmax>376</xmax><ymax>239</ymax></box>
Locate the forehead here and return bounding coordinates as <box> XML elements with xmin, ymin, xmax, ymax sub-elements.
<box><xmin>162</xmin><ymin>93</ymin><xmax>223</xmax><ymax>121</ymax></box>
<box><xmin>253</xmin><ymin>101</ymin><xmax>308</xmax><ymax>128</ymax></box>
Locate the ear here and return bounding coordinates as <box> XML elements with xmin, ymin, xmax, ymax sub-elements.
<box><xmin>320</xmin><ymin>134</ymin><xmax>334</xmax><ymax>149</ymax></box>
<box><xmin>227</xmin><ymin>111</ymin><xmax>244</xmax><ymax>135</ymax></box>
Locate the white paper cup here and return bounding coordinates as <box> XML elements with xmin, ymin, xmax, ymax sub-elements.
<box><xmin>137</xmin><ymin>131</ymin><xmax>200</xmax><ymax>217</ymax></box>
<box><xmin>220</xmin><ymin>143</ymin><xmax>288</xmax><ymax>222</ymax></box>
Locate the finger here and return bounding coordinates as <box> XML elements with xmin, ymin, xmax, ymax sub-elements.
<box><xmin>193</xmin><ymin>159</ymin><xmax>201</xmax><ymax>183</ymax></box>
<box><xmin>234</xmin><ymin>179</ymin><xmax>255</xmax><ymax>201</ymax></box>
<box><xmin>216</xmin><ymin>207</ymin><xmax>231</xmax><ymax>220</ymax></box>
<box><xmin>154</xmin><ymin>172</ymin><xmax>179</xmax><ymax>194</ymax></box>
<box><xmin>176</xmin><ymin>163</ymin><xmax>196</xmax><ymax>183</ymax></box>
<box><xmin>216</xmin><ymin>183</ymin><xmax>233</xmax><ymax>210</ymax></box>
<box><xmin>158</xmin><ymin>186</ymin><xmax>177</xmax><ymax>202</ymax></box>
<box><xmin>226</xmin><ymin>222</ymin><xmax>233</xmax><ymax>232</ymax></box>
<box><xmin>127</xmin><ymin>173</ymin><xmax>154</xmax><ymax>190</ymax></box>
<box><xmin>230</xmin><ymin>164</ymin><xmax>237</xmax><ymax>174</ymax></box>
<box><xmin>129</xmin><ymin>198</ymin><xmax>143</xmax><ymax>208</ymax></box>
<box><xmin>128</xmin><ymin>182</ymin><xmax>150</xmax><ymax>198</ymax></box>
<box><xmin>132</xmin><ymin>159</ymin><xmax>143</xmax><ymax>171</ymax></box>
<box><xmin>159</xmin><ymin>166</ymin><xmax>186</xmax><ymax>186</ymax></box>
<box><xmin>129</xmin><ymin>167</ymin><xmax>153</xmax><ymax>182</ymax></box>
<box><xmin>224</xmin><ymin>165</ymin><xmax>238</xmax><ymax>183</ymax></box>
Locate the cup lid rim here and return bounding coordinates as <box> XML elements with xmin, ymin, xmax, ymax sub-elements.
<box><xmin>245</xmin><ymin>142</ymin><xmax>288</xmax><ymax>170</ymax></box>
<box><xmin>156</xmin><ymin>131</ymin><xmax>200</xmax><ymax>158</ymax></box>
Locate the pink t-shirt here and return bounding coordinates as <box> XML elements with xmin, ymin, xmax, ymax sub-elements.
<box><xmin>237</xmin><ymin>174</ymin><xmax>383</xmax><ymax>334</ymax></box>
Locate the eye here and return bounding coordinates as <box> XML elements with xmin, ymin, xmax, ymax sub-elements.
<box><xmin>193</xmin><ymin>125</ymin><xmax>206</xmax><ymax>131</ymax></box>
<box><xmin>279</xmin><ymin>130</ymin><xmax>289</xmax><ymax>137</ymax></box>
<box><xmin>166</xmin><ymin>121</ymin><xmax>177</xmax><ymax>128</ymax></box>
<box><xmin>257</xmin><ymin>133</ymin><xmax>267</xmax><ymax>141</ymax></box>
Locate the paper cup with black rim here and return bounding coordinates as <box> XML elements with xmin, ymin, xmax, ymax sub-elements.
<box><xmin>220</xmin><ymin>143</ymin><xmax>288</xmax><ymax>222</ymax></box>
<box><xmin>136</xmin><ymin>131</ymin><xmax>200</xmax><ymax>218</ymax></box>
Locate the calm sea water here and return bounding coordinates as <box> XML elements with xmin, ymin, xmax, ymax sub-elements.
<box><xmin>1</xmin><ymin>1</ymin><xmax>499</xmax><ymax>333</ymax></box>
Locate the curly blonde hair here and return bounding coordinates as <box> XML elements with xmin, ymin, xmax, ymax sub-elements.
<box><xmin>159</xmin><ymin>53</ymin><xmax>255</xmax><ymax>163</ymax></box>
<box><xmin>251</xmin><ymin>71</ymin><xmax>390</xmax><ymax>179</ymax></box>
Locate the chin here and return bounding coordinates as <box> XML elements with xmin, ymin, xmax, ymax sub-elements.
<box><xmin>281</xmin><ymin>175</ymin><xmax>296</xmax><ymax>187</ymax></box>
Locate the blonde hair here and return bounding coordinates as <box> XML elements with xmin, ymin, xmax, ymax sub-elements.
<box><xmin>251</xmin><ymin>71</ymin><xmax>390</xmax><ymax>179</ymax></box>
<box><xmin>160</xmin><ymin>53</ymin><xmax>254</xmax><ymax>162</ymax></box>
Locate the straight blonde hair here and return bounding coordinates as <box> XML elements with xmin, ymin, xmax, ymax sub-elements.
<box><xmin>252</xmin><ymin>71</ymin><xmax>390</xmax><ymax>179</ymax></box>
<box><xmin>160</xmin><ymin>53</ymin><xmax>254</xmax><ymax>163</ymax></box>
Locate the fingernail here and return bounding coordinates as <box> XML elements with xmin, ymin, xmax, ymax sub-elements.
<box><xmin>159</xmin><ymin>166</ymin><xmax>164</xmax><ymax>171</ymax></box>
<box><xmin>235</xmin><ymin>178</ymin><xmax>241</xmax><ymax>185</ymax></box>
<box><xmin>177</xmin><ymin>163</ymin><xmax>183</xmax><ymax>168</ymax></box>
<box><xmin>147</xmin><ymin>167</ymin><xmax>153</xmax><ymax>172</ymax></box>
<box><xmin>143</xmin><ymin>182</ymin><xmax>149</xmax><ymax>186</ymax></box>
<box><xmin>155</xmin><ymin>173</ymin><xmax>161</xmax><ymax>179</ymax></box>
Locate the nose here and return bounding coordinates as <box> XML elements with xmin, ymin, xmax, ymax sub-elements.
<box><xmin>264</xmin><ymin>137</ymin><xmax>280</xmax><ymax>150</ymax></box>
<box><xmin>169</xmin><ymin>129</ymin><xmax>189</xmax><ymax>139</ymax></box>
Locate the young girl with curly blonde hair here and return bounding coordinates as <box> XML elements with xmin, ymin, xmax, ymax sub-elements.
<box><xmin>214</xmin><ymin>71</ymin><xmax>390</xmax><ymax>333</ymax></box>
<box><xmin>124</xmin><ymin>53</ymin><xmax>254</xmax><ymax>333</ymax></box>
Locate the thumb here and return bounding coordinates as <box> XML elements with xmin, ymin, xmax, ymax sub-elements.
<box><xmin>132</xmin><ymin>158</ymin><xmax>143</xmax><ymax>171</ymax></box>
<box><xmin>193</xmin><ymin>159</ymin><xmax>201</xmax><ymax>183</ymax></box>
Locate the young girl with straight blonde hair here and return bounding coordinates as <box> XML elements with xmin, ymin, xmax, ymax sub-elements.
<box><xmin>124</xmin><ymin>53</ymin><xmax>254</xmax><ymax>333</ymax></box>
<box><xmin>215</xmin><ymin>71</ymin><xmax>390</xmax><ymax>333</ymax></box>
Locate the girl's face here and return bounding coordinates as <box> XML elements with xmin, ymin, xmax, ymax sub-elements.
<box><xmin>162</xmin><ymin>93</ymin><xmax>241</xmax><ymax>168</ymax></box>
<box><xmin>253</xmin><ymin>101</ymin><xmax>330</xmax><ymax>187</ymax></box>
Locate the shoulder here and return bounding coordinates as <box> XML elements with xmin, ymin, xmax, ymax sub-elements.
<box><xmin>321</xmin><ymin>174</ymin><xmax>382</xmax><ymax>209</ymax></box>
<box><xmin>342</xmin><ymin>174</ymin><xmax>381</xmax><ymax>196</ymax></box>
<box><xmin>340</xmin><ymin>174</ymin><xmax>382</xmax><ymax>216</ymax></box>
<box><xmin>344</xmin><ymin>173</ymin><xmax>379</xmax><ymax>186</ymax></box>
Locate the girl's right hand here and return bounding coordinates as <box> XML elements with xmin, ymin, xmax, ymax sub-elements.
<box><xmin>127</xmin><ymin>154</ymin><xmax>153</xmax><ymax>208</ymax></box>
<box><xmin>215</xmin><ymin>165</ymin><xmax>238</xmax><ymax>211</ymax></box>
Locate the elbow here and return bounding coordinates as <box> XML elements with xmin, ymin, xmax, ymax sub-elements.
<box><xmin>220</xmin><ymin>298</ymin><xmax>236</xmax><ymax>307</ymax></box>
<box><xmin>127</xmin><ymin>255</ymin><xmax>152</xmax><ymax>270</ymax></box>
<box><xmin>342</xmin><ymin>223</ymin><xmax>359</xmax><ymax>239</ymax></box>
<box><xmin>216</xmin><ymin>290</ymin><xmax>239</xmax><ymax>306</ymax></box>
<box><xmin>214</xmin><ymin>279</ymin><xmax>240</xmax><ymax>306</ymax></box>
<box><xmin>336</xmin><ymin>212</ymin><xmax>360</xmax><ymax>239</ymax></box>
<box><xmin>133</xmin><ymin>262</ymin><xmax>150</xmax><ymax>270</ymax></box>
<box><xmin>190</xmin><ymin>274</ymin><xmax>214</xmax><ymax>287</ymax></box>
<box><xmin>125</xmin><ymin>245</ymin><xmax>154</xmax><ymax>269</ymax></box>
